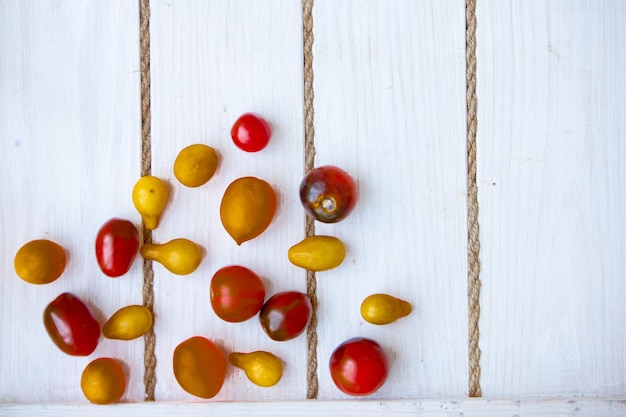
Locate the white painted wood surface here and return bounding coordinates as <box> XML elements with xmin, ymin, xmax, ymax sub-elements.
<box><xmin>477</xmin><ymin>0</ymin><xmax>626</xmax><ymax>397</ymax></box>
<box><xmin>0</xmin><ymin>0</ymin><xmax>624</xmax><ymax>415</ymax></box>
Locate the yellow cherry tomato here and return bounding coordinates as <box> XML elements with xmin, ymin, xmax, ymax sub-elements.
<box><xmin>229</xmin><ymin>351</ymin><xmax>283</xmax><ymax>388</ymax></box>
<box><xmin>287</xmin><ymin>235</ymin><xmax>346</xmax><ymax>271</ymax></box>
<box><xmin>360</xmin><ymin>294</ymin><xmax>412</xmax><ymax>325</ymax></box>
<box><xmin>80</xmin><ymin>357</ymin><xmax>126</xmax><ymax>405</ymax></box>
<box><xmin>220</xmin><ymin>177</ymin><xmax>276</xmax><ymax>245</ymax></box>
<box><xmin>14</xmin><ymin>239</ymin><xmax>66</xmax><ymax>285</ymax></box>
<box><xmin>173</xmin><ymin>144</ymin><xmax>219</xmax><ymax>187</ymax></box>
<box><xmin>140</xmin><ymin>238</ymin><xmax>203</xmax><ymax>275</ymax></box>
<box><xmin>132</xmin><ymin>175</ymin><xmax>169</xmax><ymax>230</ymax></box>
<box><xmin>102</xmin><ymin>305</ymin><xmax>153</xmax><ymax>340</ymax></box>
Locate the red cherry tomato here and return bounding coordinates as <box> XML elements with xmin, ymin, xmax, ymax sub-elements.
<box><xmin>299</xmin><ymin>165</ymin><xmax>359</xmax><ymax>223</ymax></box>
<box><xmin>95</xmin><ymin>218</ymin><xmax>140</xmax><ymax>277</ymax></box>
<box><xmin>259</xmin><ymin>291</ymin><xmax>312</xmax><ymax>341</ymax></box>
<box><xmin>43</xmin><ymin>292</ymin><xmax>101</xmax><ymax>356</ymax></box>
<box><xmin>210</xmin><ymin>265</ymin><xmax>266</xmax><ymax>323</ymax></box>
<box><xmin>329</xmin><ymin>337</ymin><xmax>389</xmax><ymax>396</ymax></box>
<box><xmin>231</xmin><ymin>113</ymin><xmax>272</xmax><ymax>152</ymax></box>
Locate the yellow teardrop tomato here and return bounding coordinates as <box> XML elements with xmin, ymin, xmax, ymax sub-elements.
<box><xmin>140</xmin><ymin>238</ymin><xmax>203</xmax><ymax>275</ymax></box>
<box><xmin>81</xmin><ymin>357</ymin><xmax>126</xmax><ymax>405</ymax></box>
<box><xmin>173</xmin><ymin>144</ymin><xmax>219</xmax><ymax>187</ymax></box>
<box><xmin>102</xmin><ymin>305</ymin><xmax>153</xmax><ymax>340</ymax></box>
<box><xmin>132</xmin><ymin>175</ymin><xmax>169</xmax><ymax>230</ymax></box>
<box><xmin>360</xmin><ymin>294</ymin><xmax>412</xmax><ymax>325</ymax></box>
<box><xmin>14</xmin><ymin>239</ymin><xmax>66</xmax><ymax>285</ymax></box>
<box><xmin>229</xmin><ymin>351</ymin><xmax>283</xmax><ymax>387</ymax></box>
<box><xmin>287</xmin><ymin>235</ymin><xmax>346</xmax><ymax>271</ymax></box>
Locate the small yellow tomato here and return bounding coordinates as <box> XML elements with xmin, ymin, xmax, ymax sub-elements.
<box><xmin>102</xmin><ymin>305</ymin><xmax>153</xmax><ymax>340</ymax></box>
<box><xmin>229</xmin><ymin>351</ymin><xmax>283</xmax><ymax>388</ymax></box>
<box><xmin>174</xmin><ymin>144</ymin><xmax>219</xmax><ymax>187</ymax></box>
<box><xmin>287</xmin><ymin>235</ymin><xmax>346</xmax><ymax>271</ymax></box>
<box><xmin>140</xmin><ymin>238</ymin><xmax>203</xmax><ymax>275</ymax></box>
<box><xmin>80</xmin><ymin>357</ymin><xmax>126</xmax><ymax>405</ymax></box>
<box><xmin>14</xmin><ymin>239</ymin><xmax>66</xmax><ymax>285</ymax></box>
<box><xmin>132</xmin><ymin>175</ymin><xmax>169</xmax><ymax>230</ymax></box>
<box><xmin>360</xmin><ymin>294</ymin><xmax>412</xmax><ymax>325</ymax></box>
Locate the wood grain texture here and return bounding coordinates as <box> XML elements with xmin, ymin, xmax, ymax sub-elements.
<box><xmin>477</xmin><ymin>0</ymin><xmax>626</xmax><ymax>396</ymax></box>
<box><xmin>148</xmin><ymin>0</ymin><xmax>306</xmax><ymax>401</ymax></box>
<box><xmin>0</xmin><ymin>0</ymin><xmax>143</xmax><ymax>403</ymax></box>
<box><xmin>312</xmin><ymin>0</ymin><xmax>469</xmax><ymax>399</ymax></box>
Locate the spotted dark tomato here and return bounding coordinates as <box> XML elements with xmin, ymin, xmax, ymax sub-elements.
<box><xmin>95</xmin><ymin>218</ymin><xmax>140</xmax><ymax>277</ymax></box>
<box><xmin>299</xmin><ymin>165</ymin><xmax>358</xmax><ymax>223</ymax></box>
<box><xmin>230</xmin><ymin>113</ymin><xmax>272</xmax><ymax>152</ymax></box>
<box><xmin>329</xmin><ymin>337</ymin><xmax>389</xmax><ymax>396</ymax></box>
<box><xmin>259</xmin><ymin>291</ymin><xmax>312</xmax><ymax>341</ymax></box>
<box><xmin>43</xmin><ymin>292</ymin><xmax>101</xmax><ymax>356</ymax></box>
<box><xmin>210</xmin><ymin>265</ymin><xmax>266</xmax><ymax>323</ymax></box>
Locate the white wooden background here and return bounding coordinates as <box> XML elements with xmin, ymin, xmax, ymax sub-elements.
<box><xmin>0</xmin><ymin>0</ymin><xmax>624</xmax><ymax>416</ymax></box>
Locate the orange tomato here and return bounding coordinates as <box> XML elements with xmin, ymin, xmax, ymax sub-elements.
<box><xmin>173</xmin><ymin>336</ymin><xmax>226</xmax><ymax>399</ymax></box>
<box><xmin>14</xmin><ymin>239</ymin><xmax>66</xmax><ymax>285</ymax></box>
<box><xmin>80</xmin><ymin>357</ymin><xmax>126</xmax><ymax>405</ymax></box>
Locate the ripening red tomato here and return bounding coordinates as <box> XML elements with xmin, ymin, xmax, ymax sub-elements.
<box><xmin>210</xmin><ymin>265</ymin><xmax>265</xmax><ymax>323</ymax></box>
<box><xmin>43</xmin><ymin>292</ymin><xmax>101</xmax><ymax>356</ymax></box>
<box><xmin>259</xmin><ymin>291</ymin><xmax>312</xmax><ymax>341</ymax></box>
<box><xmin>299</xmin><ymin>165</ymin><xmax>359</xmax><ymax>223</ymax></box>
<box><xmin>95</xmin><ymin>218</ymin><xmax>140</xmax><ymax>277</ymax></box>
<box><xmin>329</xmin><ymin>337</ymin><xmax>389</xmax><ymax>396</ymax></box>
<box><xmin>231</xmin><ymin>113</ymin><xmax>272</xmax><ymax>152</ymax></box>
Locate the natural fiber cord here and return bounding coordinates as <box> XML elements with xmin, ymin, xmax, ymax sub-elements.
<box><xmin>140</xmin><ymin>0</ymin><xmax>157</xmax><ymax>401</ymax></box>
<box><xmin>302</xmin><ymin>0</ymin><xmax>319</xmax><ymax>400</ymax></box>
<box><xmin>466</xmin><ymin>0</ymin><xmax>482</xmax><ymax>398</ymax></box>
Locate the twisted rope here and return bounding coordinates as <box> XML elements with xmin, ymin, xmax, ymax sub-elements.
<box><xmin>302</xmin><ymin>0</ymin><xmax>318</xmax><ymax>400</ymax></box>
<box><xmin>466</xmin><ymin>0</ymin><xmax>482</xmax><ymax>398</ymax></box>
<box><xmin>139</xmin><ymin>0</ymin><xmax>156</xmax><ymax>401</ymax></box>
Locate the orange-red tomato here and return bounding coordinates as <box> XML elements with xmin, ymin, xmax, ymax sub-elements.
<box><xmin>300</xmin><ymin>165</ymin><xmax>359</xmax><ymax>223</ymax></box>
<box><xmin>43</xmin><ymin>292</ymin><xmax>100</xmax><ymax>356</ymax></box>
<box><xmin>210</xmin><ymin>265</ymin><xmax>265</xmax><ymax>323</ymax></box>
<box><xmin>259</xmin><ymin>291</ymin><xmax>312</xmax><ymax>341</ymax></box>
<box><xmin>173</xmin><ymin>336</ymin><xmax>227</xmax><ymax>399</ymax></box>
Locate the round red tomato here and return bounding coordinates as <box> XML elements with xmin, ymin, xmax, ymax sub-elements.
<box><xmin>299</xmin><ymin>165</ymin><xmax>359</xmax><ymax>223</ymax></box>
<box><xmin>95</xmin><ymin>218</ymin><xmax>140</xmax><ymax>277</ymax></box>
<box><xmin>210</xmin><ymin>265</ymin><xmax>266</xmax><ymax>323</ymax></box>
<box><xmin>231</xmin><ymin>113</ymin><xmax>272</xmax><ymax>152</ymax></box>
<box><xmin>259</xmin><ymin>291</ymin><xmax>312</xmax><ymax>341</ymax></box>
<box><xmin>329</xmin><ymin>337</ymin><xmax>389</xmax><ymax>396</ymax></box>
<box><xmin>43</xmin><ymin>292</ymin><xmax>101</xmax><ymax>356</ymax></box>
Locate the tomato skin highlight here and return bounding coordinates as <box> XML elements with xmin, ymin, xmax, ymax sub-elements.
<box><xmin>43</xmin><ymin>292</ymin><xmax>101</xmax><ymax>356</ymax></box>
<box><xmin>329</xmin><ymin>337</ymin><xmax>389</xmax><ymax>396</ymax></box>
<box><xmin>299</xmin><ymin>165</ymin><xmax>359</xmax><ymax>223</ymax></box>
<box><xmin>95</xmin><ymin>218</ymin><xmax>140</xmax><ymax>277</ymax></box>
<box><xmin>173</xmin><ymin>336</ymin><xmax>227</xmax><ymax>399</ymax></box>
<box><xmin>231</xmin><ymin>113</ymin><xmax>272</xmax><ymax>152</ymax></box>
<box><xmin>210</xmin><ymin>265</ymin><xmax>265</xmax><ymax>323</ymax></box>
<box><xmin>259</xmin><ymin>291</ymin><xmax>312</xmax><ymax>341</ymax></box>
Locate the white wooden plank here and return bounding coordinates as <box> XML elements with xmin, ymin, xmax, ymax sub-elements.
<box><xmin>0</xmin><ymin>0</ymin><xmax>143</xmax><ymax>403</ymax></box>
<box><xmin>478</xmin><ymin>1</ymin><xmax>626</xmax><ymax>396</ymax></box>
<box><xmin>149</xmin><ymin>0</ymin><xmax>306</xmax><ymax>401</ymax></box>
<box><xmin>313</xmin><ymin>0</ymin><xmax>469</xmax><ymax>398</ymax></box>
<box><xmin>2</xmin><ymin>398</ymin><xmax>626</xmax><ymax>417</ymax></box>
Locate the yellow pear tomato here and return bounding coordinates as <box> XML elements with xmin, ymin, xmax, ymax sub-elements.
<box><xmin>132</xmin><ymin>175</ymin><xmax>169</xmax><ymax>230</ymax></box>
<box><xmin>287</xmin><ymin>235</ymin><xmax>346</xmax><ymax>271</ymax></box>
<box><xmin>360</xmin><ymin>294</ymin><xmax>412</xmax><ymax>325</ymax></box>
<box><xmin>102</xmin><ymin>305</ymin><xmax>153</xmax><ymax>340</ymax></box>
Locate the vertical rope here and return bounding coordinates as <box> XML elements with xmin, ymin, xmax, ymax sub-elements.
<box><xmin>139</xmin><ymin>0</ymin><xmax>156</xmax><ymax>401</ymax></box>
<box><xmin>466</xmin><ymin>0</ymin><xmax>482</xmax><ymax>398</ymax></box>
<box><xmin>302</xmin><ymin>0</ymin><xmax>318</xmax><ymax>400</ymax></box>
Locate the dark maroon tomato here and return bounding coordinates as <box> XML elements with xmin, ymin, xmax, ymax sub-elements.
<box><xmin>210</xmin><ymin>265</ymin><xmax>266</xmax><ymax>323</ymax></box>
<box><xmin>43</xmin><ymin>292</ymin><xmax>101</xmax><ymax>356</ymax></box>
<box><xmin>95</xmin><ymin>218</ymin><xmax>140</xmax><ymax>277</ymax></box>
<box><xmin>259</xmin><ymin>291</ymin><xmax>312</xmax><ymax>341</ymax></box>
<box><xmin>299</xmin><ymin>165</ymin><xmax>359</xmax><ymax>223</ymax></box>
<box><xmin>329</xmin><ymin>337</ymin><xmax>389</xmax><ymax>396</ymax></box>
<box><xmin>230</xmin><ymin>113</ymin><xmax>272</xmax><ymax>152</ymax></box>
